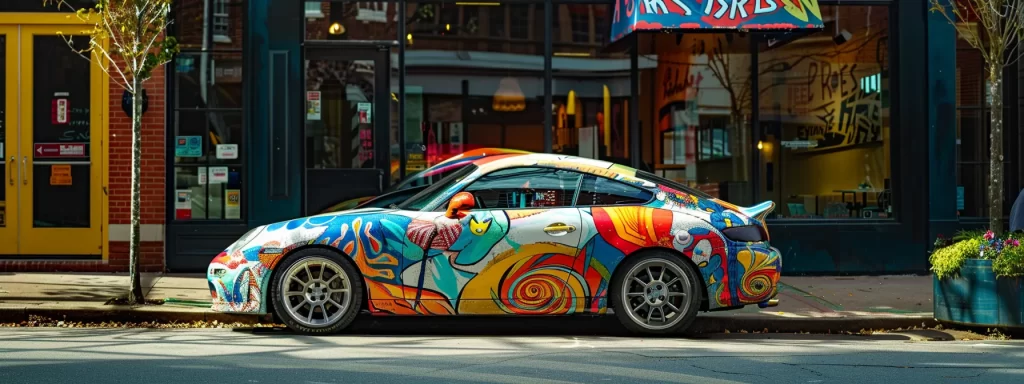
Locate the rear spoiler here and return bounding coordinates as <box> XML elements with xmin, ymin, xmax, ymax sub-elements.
<box><xmin>737</xmin><ymin>201</ymin><xmax>775</xmax><ymax>223</ymax></box>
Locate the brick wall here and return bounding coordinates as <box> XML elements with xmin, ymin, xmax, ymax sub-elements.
<box><xmin>106</xmin><ymin>60</ymin><xmax>167</xmax><ymax>272</ymax></box>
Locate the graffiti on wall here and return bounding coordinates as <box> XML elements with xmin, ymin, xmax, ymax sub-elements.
<box><xmin>760</xmin><ymin>36</ymin><xmax>886</xmax><ymax>152</ymax></box>
<box><xmin>208</xmin><ymin>154</ymin><xmax>782</xmax><ymax>316</ymax></box>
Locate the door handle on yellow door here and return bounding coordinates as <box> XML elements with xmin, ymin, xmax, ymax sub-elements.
<box><xmin>21</xmin><ymin>156</ymin><xmax>27</xmax><ymax>185</ymax></box>
<box><xmin>8</xmin><ymin>157</ymin><xmax>14</xmax><ymax>186</ymax></box>
<box><xmin>543</xmin><ymin>223</ymin><xmax>577</xmax><ymax>236</ymax></box>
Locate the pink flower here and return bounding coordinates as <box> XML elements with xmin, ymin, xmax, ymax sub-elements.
<box><xmin>984</xmin><ymin>230</ymin><xmax>995</xmax><ymax>240</ymax></box>
<box><xmin>1008</xmin><ymin>239</ymin><xmax>1021</xmax><ymax>247</ymax></box>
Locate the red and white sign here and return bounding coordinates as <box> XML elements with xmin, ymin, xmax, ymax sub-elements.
<box><xmin>34</xmin><ymin>143</ymin><xmax>87</xmax><ymax>158</ymax></box>
<box><xmin>52</xmin><ymin>98</ymin><xmax>69</xmax><ymax>125</ymax></box>
<box><xmin>216</xmin><ymin>144</ymin><xmax>238</xmax><ymax>159</ymax></box>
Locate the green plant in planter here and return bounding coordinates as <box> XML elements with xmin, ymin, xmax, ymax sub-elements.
<box><xmin>993</xmin><ymin>243</ymin><xmax>1024</xmax><ymax>278</ymax></box>
<box><xmin>930</xmin><ymin>236</ymin><xmax>984</xmax><ymax>279</ymax></box>
<box><xmin>931</xmin><ymin>230</ymin><xmax>1024</xmax><ymax>279</ymax></box>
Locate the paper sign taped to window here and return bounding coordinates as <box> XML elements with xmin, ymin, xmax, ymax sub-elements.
<box><xmin>208</xmin><ymin>166</ymin><xmax>229</xmax><ymax>184</ymax></box>
<box><xmin>307</xmin><ymin>91</ymin><xmax>321</xmax><ymax>121</ymax></box>
<box><xmin>50</xmin><ymin>164</ymin><xmax>72</xmax><ymax>186</ymax></box>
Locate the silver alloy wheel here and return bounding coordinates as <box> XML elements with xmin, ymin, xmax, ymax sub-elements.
<box><xmin>280</xmin><ymin>257</ymin><xmax>352</xmax><ymax>328</ymax></box>
<box><xmin>620</xmin><ymin>258</ymin><xmax>692</xmax><ymax>331</ymax></box>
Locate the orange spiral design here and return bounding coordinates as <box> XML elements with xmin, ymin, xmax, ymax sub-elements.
<box><xmin>492</xmin><ymin>254</ymin><xmax>584</xmax><ymax>315</ymax></box>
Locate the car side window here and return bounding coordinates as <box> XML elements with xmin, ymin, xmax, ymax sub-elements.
<box><xmin>575</xmin><ymin>174</ymin><xmax>654</xmax><ymax>206</ymax></box>
<box><xmin>463</xmin><ymin>167</ymin><xmax>583</xmax><ymax>209</ymax></box>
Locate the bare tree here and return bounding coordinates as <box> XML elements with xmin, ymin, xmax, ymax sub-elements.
<box><xmin>700</xmin><ymin>34</ymin><xmax>752</xmax><ymax>182</ymax></box>
<box><xmin>45</xmin><ymin>0</ymin><xmax>178</xmax><ymax>304</ymax></box>
<box><xmin>932</xmin><ymin>0</ymin><xmax>1024</xmax><ymax>235</ymax></box>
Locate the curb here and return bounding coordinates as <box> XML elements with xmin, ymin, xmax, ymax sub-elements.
<box><xmin>0</xmin><ymin>307</ymin><xmax>937</xmax><ymax>334</ymax></box>
<box><xmin>691</xmin><ymin>316</ymin><xmax>939</xmax><ymax>334</ymax></box>
<box><xmin>0</xmin><ymin>307</ymin><xmax>268</xmax><ymax>325</ymax></box>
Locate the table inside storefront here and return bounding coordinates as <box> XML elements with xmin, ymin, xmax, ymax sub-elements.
<box><xmin>833</xmin><ymin>189</ymin><xmax>887</xmax><ymax>218</ymax></box>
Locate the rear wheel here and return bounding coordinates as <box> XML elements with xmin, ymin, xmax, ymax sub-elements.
<box><xmin>270</xmin><ymin>248</ymin><xmax>363</xmax><ymax>334</ymax></box>
<box><xmin>611</xmin><ymin>250</ymin><xmax>702</xmax><ymax>335</ymax></box>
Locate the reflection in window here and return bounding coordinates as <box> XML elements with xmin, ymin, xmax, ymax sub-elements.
<box><xmin>404</xmin><ymin>2</ymin><xmax>545</xmax><ymax>182</ymax></box>
<box><xmin>464</xmin><ymin>167</ymin><xmax>582</xmax><ymax>209</ymax></box>
<box><xmin>642</xmin><ymin>32</ymin><xmax>753</xmax><ymax>206</ymax></box>
<box><xmin>576</xmin><ymin>175</ymin><xmax>653</xmax><ymax>206</ymax></box>
<box><xmin>551</xmin><ymin>4</ymin><xmax>638</xmax><ymax>170</ymax></box>
<box><xmin>213</xmin><ymin>0</ymin><xmax>231</xmax><ymax>41</ymax></box>
<box><xmin>758</xmin><ymin>5</ymin><xmax>892</xmax><ymax>220</ymax></box>
<box><xmin>955</xmin><ymin>41</ymin><xmax>1019</xmax><ymax>218</ymax></box>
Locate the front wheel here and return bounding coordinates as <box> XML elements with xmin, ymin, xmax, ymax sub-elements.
<box><xmin>270</xmin><ymin>248</ymin><xmax>363</xmax><ymax>334</ymax></box>
<box><xmin>611</xmin><ymin>250</ymin><xmax>703</xmax><ymax>335</ymax></box>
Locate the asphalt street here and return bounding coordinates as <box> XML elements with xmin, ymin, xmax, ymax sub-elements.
<box><xmin>1</xmin><ymin>323</ymin><xmax>1022</xmax><ymax>384</ymax></box>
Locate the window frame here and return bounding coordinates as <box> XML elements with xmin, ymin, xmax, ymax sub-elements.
<box><xmin>419</xmin><ymin>165</ymin><xmax>661</xmax><ymax>212</ymax></box>
<box><xmin>456</xmin><ymin>166</ymin><xmax>586</xmax><ymax>210</ymax></box>
<box><xmin>574</xmin><ymin>173</ymin><xmax>656</xmax><ymax>208</ymax></box>
<box><xmin>167</xmin><ymin>0</ymin><xmax>247</xmax><ymax>223</ymax></box>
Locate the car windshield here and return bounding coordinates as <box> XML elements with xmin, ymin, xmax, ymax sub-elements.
<box><xmin>397</xmin><ymin>164</ymin><xmax>478</xmax><ymax>211</ymax></box>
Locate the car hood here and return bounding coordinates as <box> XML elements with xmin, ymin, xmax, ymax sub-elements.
<box><xmin>221</xmin><ymin>207</ymin><xmax>404</xmax><ymax>257</ymax></box>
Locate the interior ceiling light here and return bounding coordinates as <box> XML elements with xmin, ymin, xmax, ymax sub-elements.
<box><xmin>328</xmin><ymin>22</ymin><xmax>345</xmax><ymax>35</ymax></box>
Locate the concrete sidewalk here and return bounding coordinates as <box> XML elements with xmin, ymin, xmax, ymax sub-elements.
<box><xmin>0</xmin><ymin>272</ymin><xmax>937</xmax><ymax>333</ymax></box>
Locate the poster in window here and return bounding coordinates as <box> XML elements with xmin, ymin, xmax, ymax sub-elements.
<box><xmin>306</xmin><ymin>91</ymin><xmax>321</xmax><ymax>120</ymax></box>
<box><xmin>225</xmin><ymin>189</ymin><xmax>240</xmax><ymax>219</ymax></box>
<box><xmin>175</xmin><ymin>190</ymin><xmax>192</xmax><ymax>220</ymax></box>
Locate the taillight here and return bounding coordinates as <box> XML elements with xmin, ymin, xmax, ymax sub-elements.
<box><xmin>721</xmin><ymin>225</ymin><xmax>769</xmax><ymax>242</ymax></box>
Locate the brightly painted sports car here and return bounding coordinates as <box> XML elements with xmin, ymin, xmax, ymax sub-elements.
<box><xmin>208</xmin><ymin>153</ymin><xmax>781</xmax><ymax>334</ymax></box>
<box><xmin>320</xmin><ymin>148</ymin><xmax>531</xmax><ymax>213</ymax></box>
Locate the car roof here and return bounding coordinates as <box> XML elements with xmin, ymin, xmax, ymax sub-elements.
<box><xmin>434</xmin><ymin>148</ymin><xmax>531</xmax><ymax>167</ymax></box>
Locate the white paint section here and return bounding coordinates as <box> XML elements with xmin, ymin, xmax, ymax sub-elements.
<box><xmin>108</xmin><ymin>224</ymin><xmax>165</xmax><ymax>242</ymax></box>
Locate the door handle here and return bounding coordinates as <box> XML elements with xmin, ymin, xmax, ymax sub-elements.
<box><xmin>8</xmin><ymin>156</ymin><xmax>13</xmax><ymax>186</ymax></box>
<box><xmin>544</xmin><ymin>223</ymin><xmax>576</xmax><ymax>236</ymax></box>
<box><xmin>20</xmin><ymin>156</ymin><xmax>27</xmax><ymax>185</ymax></box>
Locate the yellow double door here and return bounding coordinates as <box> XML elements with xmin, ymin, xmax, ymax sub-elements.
<box><xmin>0</xmin><ymin>24</ymin><xmax>104</xmax><ymax>256</ymax></box>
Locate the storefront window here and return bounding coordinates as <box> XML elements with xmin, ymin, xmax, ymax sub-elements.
<box><xmin>170</xmin><ymin>0</ymin><xmax>246</xmax><ymax>221</ymax></box>
<box><xmin>551</xmin><ymin>3</ymin><xmax>637</xmax><ymax>169</ymax></box>
<box><xmin>758</xmin><ymin>5</ymin><xmax>892</xmax><ymax>220</ymax></box>
<box><xmin>302</xmin><ymin>1</ymin><xmax>402</xmax><ymax>183</ymax></box>
<box><xmin>403</xmin><ymin>1</ymin><xmax>545</xmax><ymax>178</ymax></box>
<box><xmin>643</xmin><ymin>32</ymin><xmax>754</xmax><ymax>206</ymax></box>
<box><xmin>955</xmin><ymin>38</ymin><xmax>1019</xmax><ymax>218</ymax></box>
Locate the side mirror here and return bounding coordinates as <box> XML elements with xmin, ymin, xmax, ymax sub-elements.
<box><xmin>445</xmin><ymin>192</ymin><xmax>475</xmax><ymax>219</ymax></box>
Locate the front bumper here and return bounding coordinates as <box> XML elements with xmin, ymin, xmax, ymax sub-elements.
<box><xmin>207</xmin><ymin>251</ymin><xmax>267</xmax><ymax>314</ymax></box>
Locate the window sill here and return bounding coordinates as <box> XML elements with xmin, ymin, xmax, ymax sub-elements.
<box><xmin>213</xmin><ymin>35</ymin><xmax>232</xmax><ymax>44</ymax></box>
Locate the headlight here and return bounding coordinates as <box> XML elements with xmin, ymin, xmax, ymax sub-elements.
<box><xmin>228</xmin><ymin>226</ymin><xmax>265</xmax><ymax>252</ymax></box>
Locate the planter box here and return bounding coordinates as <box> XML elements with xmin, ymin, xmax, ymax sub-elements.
<box><xmin>934</xmin><ymin>258</ymin><xmax>1024</xmax><ymax>328</ymax></box>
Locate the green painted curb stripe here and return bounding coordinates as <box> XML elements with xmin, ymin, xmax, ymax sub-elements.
<box><xmin>163</xmin><ymin>298</ymin><xmax>213</xmax><ymax>308</ymax></box>
<box><xmin>778</xmin><ymin>282</ymin><xmax>845</xmax><ymax>311</ymax></box>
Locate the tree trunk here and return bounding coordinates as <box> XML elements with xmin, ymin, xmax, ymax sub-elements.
<box><xmin>988</xmin><ymin>64</ymin><xmax>1004</xmax><ymax>235</ymax></box>
<box><xmin>730</xmin><ymin>112</ymin><xmax>748</xmax><ymax>182</ymax></box>
<box><xmin>127</xmin><ymin>79</ymin><xmax>145</xmax><ymax>304</ymax></box>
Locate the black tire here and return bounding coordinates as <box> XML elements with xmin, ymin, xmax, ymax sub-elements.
<box><xmin>610</xmin><ymin>250</ymin><xmax>703</xmax><ymax>335</ymax></box>
<box><xmin>270</xmin><ymin>248</ymin><xmax>364</xmax><ymax>334</ymax></box>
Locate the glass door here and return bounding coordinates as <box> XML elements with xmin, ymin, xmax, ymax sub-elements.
<box><xmin>0</xmin><ymin>25</ymin><xmax>104</xmax><ymax>256</ymax></box>
<box><xmin>303</xmin><ymin>44</ymin><xmax>391</xmax><ymax>215</ymax></box>
<box><xmin>0</xmin><ymin>26</ymin><xmax>16</xmax><ymax>254</ymax></box>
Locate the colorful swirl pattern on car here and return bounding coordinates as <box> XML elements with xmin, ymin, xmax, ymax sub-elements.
<box><xmin>208</xmin><ymin>154</ymin><xmax>780</xmax><ymax>315</ymax></box>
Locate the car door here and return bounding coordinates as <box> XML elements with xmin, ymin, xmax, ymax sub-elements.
<box><xmin>571</xmin><ymin>173</ymin><xmax>658</xmax><ymax>313</ymax></box>
<box><xmin>400</xmin><ymin>166</ymin><xmax>587</xmax><ymax>315</ymax></box>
